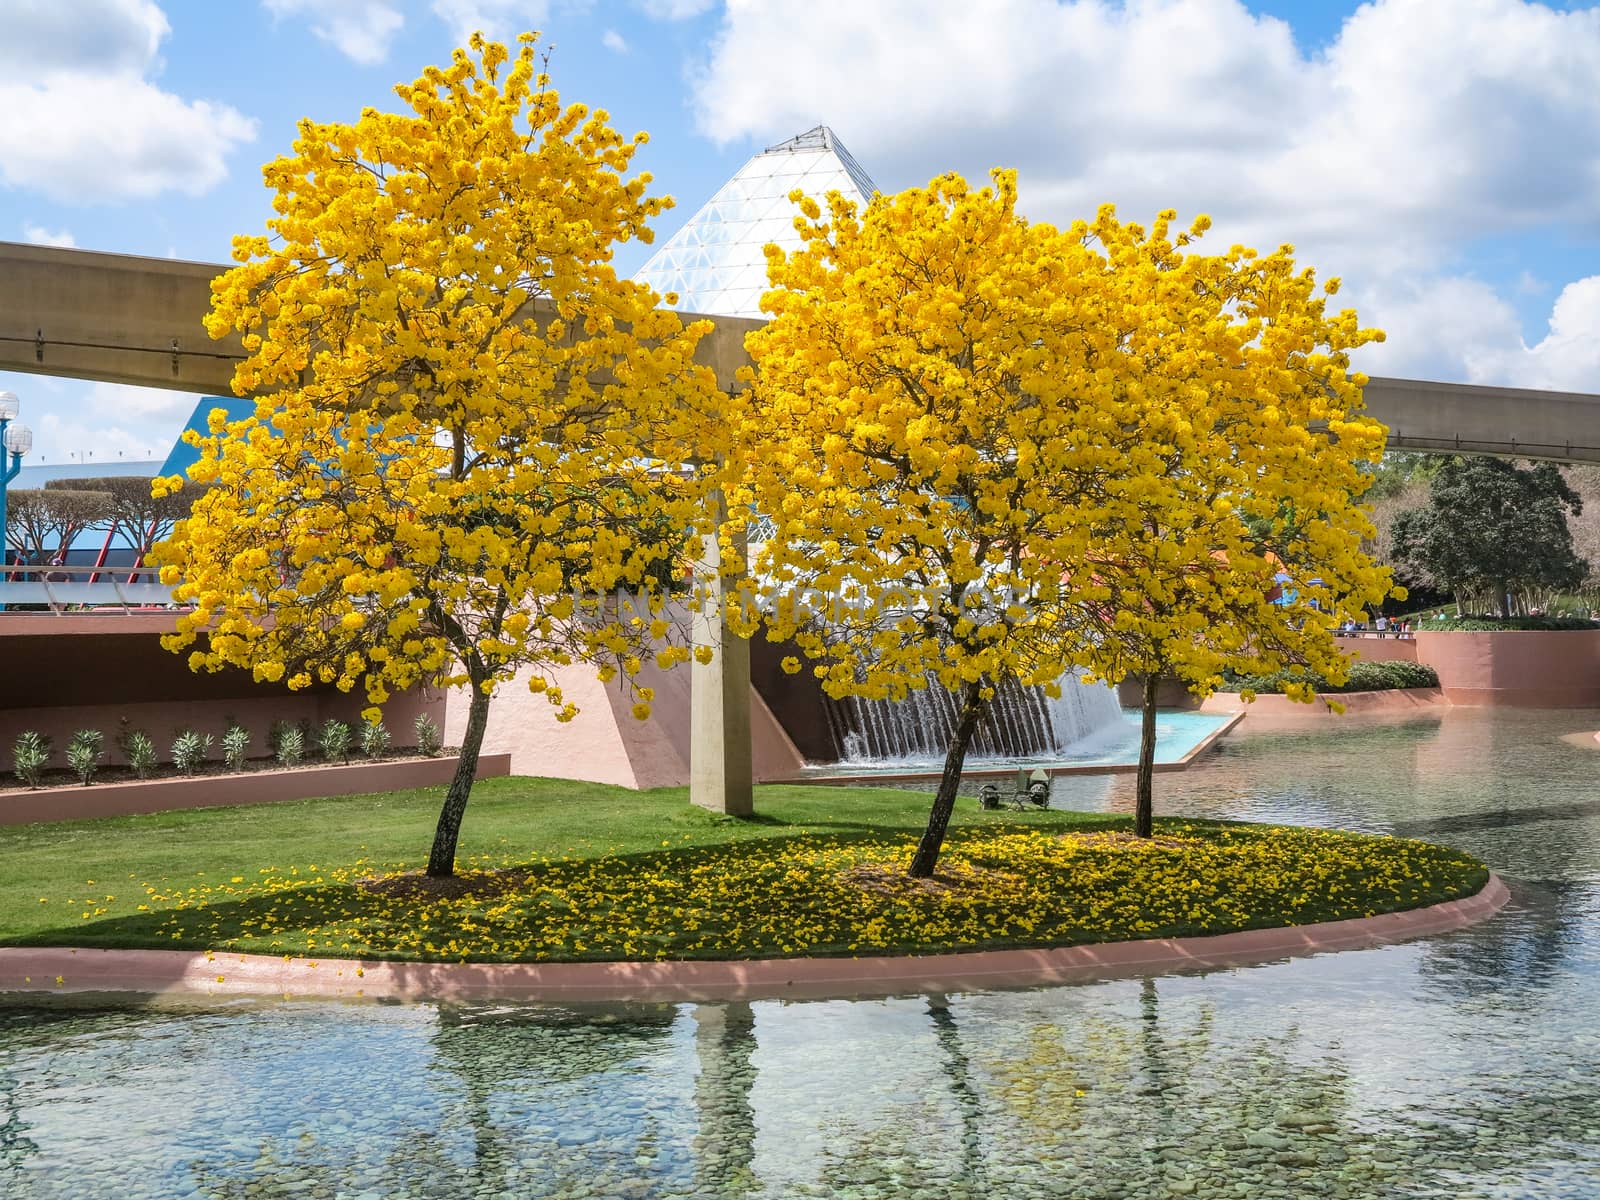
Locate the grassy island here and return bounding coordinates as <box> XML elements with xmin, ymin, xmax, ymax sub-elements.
<box><xmin>0</xmin><ymin>780</ymin><xmax>1489</xmax><ymax>964</ymax></box>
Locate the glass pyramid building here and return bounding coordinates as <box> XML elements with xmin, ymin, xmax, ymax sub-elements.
<box><xmin>632</xmin><ymin>125</ymin><xmax>878</xmax><ymax>319</ymax></box>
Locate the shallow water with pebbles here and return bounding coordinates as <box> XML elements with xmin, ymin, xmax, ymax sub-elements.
<box><xmin>3</xmin><ymin>706</ymin><xmax>1598</xmax><ymax>1199</ymax></box>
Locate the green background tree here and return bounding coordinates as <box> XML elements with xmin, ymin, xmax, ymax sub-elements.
<box><xmin>1391</xmin><ymin>457</ymin><xmax>1586</xmax><ymax>618</ymax></box>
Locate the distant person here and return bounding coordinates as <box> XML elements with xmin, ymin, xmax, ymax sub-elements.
<box><xmin>1376</xmin><ymin>615</ymin><xmax>1389</xmax><ymax>633</ymax></box>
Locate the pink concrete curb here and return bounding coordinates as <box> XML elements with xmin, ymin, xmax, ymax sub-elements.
<box><xmin>0</xmin><ymin>875</ymin><xmax>1509</xmax><ymax>1004</ymax></box>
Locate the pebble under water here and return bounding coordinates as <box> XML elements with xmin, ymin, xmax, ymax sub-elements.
<box><xmin>3</xmin><ymin>706</ymin><xmax>1598</xmax><ymax>1199</ymax></box>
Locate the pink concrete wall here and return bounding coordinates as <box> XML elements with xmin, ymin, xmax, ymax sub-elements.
<box><xmin>0</xmin><ymin>615</ymin><xmax>446</xmax><ymax>765</ymax></box>
<box><xmin>1414</xmin><ymin>630</ymin><xmax>1600</xmax><ymax>706</ymax></box>
<box><xmin>0</xmin><ymin>689</ymin><xmax>446</xmax><ymax>769</ymax></box>
<box><xmin>444</xmin><ymin>658</ymin><xmax>805</xmax><ymax>790</ymax></box>
<box><xmin>1334</xmin><ymin>635</ymin><xmax>1419</xmax><ymax>663</ymax></box>
<box><xmin>1200</xmin><ymin>688</ymin><xmax>1445</xmax><ymax>722</ymax></box>
<box><xmin>0</xmin><ymin>753</ymin><xmax>510</xmax><ymax>825</ymax></box>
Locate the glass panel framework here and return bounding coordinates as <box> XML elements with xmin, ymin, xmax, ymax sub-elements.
<box><xmin>632</xmin><ymin>126</ymin><xmax>879</xmax><ymax>319</ymax></box>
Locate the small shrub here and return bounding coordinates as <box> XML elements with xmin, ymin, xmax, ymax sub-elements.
<box><xmin>1342</xmin><ymin>661</ymin><xmax>1393</xmax><ymax>692</ymax></box>
<box><xmin>274</xmin><ymin>724</ymin><xmax>305</xmax><ymax>768</ymax></box>
<box><xmin>66</xmin><ymin>729</ymin><xmax>105</xmax><ymax>786</ymax></box>
<box><xmin>12</xmin><ymin>732</ymin><xmax>52</xmax><ymax>789</ymax></box>
<box><xmin>318</xmin><ymin>719</ymin><xmax>353</xmax><ymax>764</ymax></box>
<box><xmin>1223</xmin><ymin>668</ymin><xmax>1325</xmax><ymax>696</ymax></box>
<box><xmin>221</xmin><ymin>724</ymin><xmax>251</xmax><ymax>772</ymax></box>
<box><xmin>414</xmin><ymin>713</ymin><xmax>443</xmax><ymax>757</ymax></box>
<box><xmin>1376</xmin><ymin>660</ymin><xmax>1439</xmax><ymax>689</ymax></box>
<box><xmin>116</xmin><ymin>720</ymin><xmax>157</xmax><ymax>779</ymax></box>
<box><xmin>170</xmin><ymin>729</ymin><xmax>213</xmax><ymax>776</ymax></box>
<box><xmin>360</xmin><ymin>720</ymin><xmax>390</xmax><ymax>760</ymax></box>
<box><xmin>121</xmin><ymin>730</ymin><xmax>157</xmax><ymax>779</ymax></box>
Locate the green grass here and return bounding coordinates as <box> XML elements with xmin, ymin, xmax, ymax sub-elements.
<box><xmin>0</xmin><ymin>779</ymin><xmax>1489</xmax><ymax>963</ymax></box>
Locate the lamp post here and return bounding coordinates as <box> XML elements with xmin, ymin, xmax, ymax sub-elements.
<box><xmin>0</xmin><ymin>390</ymin><xmax>35</xmax><ymax>569</ymax></box>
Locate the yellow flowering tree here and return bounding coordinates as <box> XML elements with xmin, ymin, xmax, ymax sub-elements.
<box><xmin>152</xmin><ymin>35</ymin><xmax>723</xmax><ymax>877</ymax></box>
<box><xmin>1059</xmin><ymin>211</ymin><xmax>1396</xmax><ymax>837</ymax></box>
<box><xmin>737</xmin><ymin>172</ymin><xmax>1391</xmax><ymax>875</ymax></box>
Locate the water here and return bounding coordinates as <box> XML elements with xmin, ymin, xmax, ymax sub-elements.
<box><xmin>801</xmin><ymin>709</ymin><xmax>1234</xmax><ymax>778</ymax></box>
<box><xmin>825</xmin><ymin>671</ymin><xmax>1123</xmax><ymax>764</ymax></box>
<box><xmin>3</xmin><ymin>706</ymin><xmax>1599</xmax><ymax>1199</ymax></box>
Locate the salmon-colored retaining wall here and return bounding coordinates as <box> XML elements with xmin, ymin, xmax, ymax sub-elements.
<box><xmin>444</xmin><ymin>659</ymin><xmax>804</xmax><ymax>790</ymax></box>
<box><xmin>0</xmin><ymin>753</ymin><xmax>511</xmax><ymax>825</ymax></box>
<box><xmin>1412</xmin><ymin>630</ymin><xmax>1600</xmax><ymax>707</ymax></box>
<box><xmin>1200</xmin><ymin>688</ymin><xmax>1445</xmax><ymax>720</ymax></box>
<box><xmin>0</xmin><ymin>613</ymin><xmax>445</xmax><ymax>767</ymax></box>
<box><xmin>1216</xmin><ymin>630</ymin><xmax>1600</xmax><ymax>712</ymax></box>
<box><xmin>0</xmin><ymin>691</ymin><xmax>444</xmax><ymax>771</ymax></box>
<box><xmin>1334</xmin><ymin>635</ymin><xmax>1420</xmax><ymax>663</ymax></box>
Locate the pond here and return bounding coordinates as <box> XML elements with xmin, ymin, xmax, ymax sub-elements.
<box><xmin>3</xmin><ymin>707</ymin><xmax>1598</xmax><ymax>1199</ymax></box>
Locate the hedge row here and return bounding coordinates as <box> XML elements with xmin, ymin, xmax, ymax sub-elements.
<box><xmin>1417</xmin><ymin>615</ymin><xmax>1597</xmax><ymax>632</ymax></box>
<box><xmin>1224</xmin><ymin>659</ymin><xmax>1439</xmax><ymax>695</ymax></box>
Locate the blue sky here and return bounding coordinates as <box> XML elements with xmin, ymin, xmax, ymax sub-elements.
<box><xmin>2</xmin><ymin>0</ymin><xmax>1598</xmax><ymax>464</ymax></box>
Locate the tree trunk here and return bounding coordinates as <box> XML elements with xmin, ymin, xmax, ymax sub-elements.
<box><xmin>908</xmin><ymin>680</ymin><xmax>987</xmax><ymax>879</ymax></box>
<box><xmin>1134</xmin><ymin>672</ymin><xmax>1159</xmax><ymax>839</ymax></box>
<box><xmin>426</xmin><ymin>684</ymin><xmax>492</xmax><ymax>877</ymax></box>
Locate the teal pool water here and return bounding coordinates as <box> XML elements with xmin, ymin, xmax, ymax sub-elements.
<box><xmin>3</xmin><ymin>707</ymin><xmax>1599</xmax><ymax>1198</ymax></box>
<box><xmin>798</xmin><ymin>708</ymin><xmax>1234</xmax><ymax>777</ymax></box>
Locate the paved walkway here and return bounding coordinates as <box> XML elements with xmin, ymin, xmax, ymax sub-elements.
<box><xmin>0</xmin><ymin>875</ymin><xmax>1509</xmax><ymax>1004</ymax></box>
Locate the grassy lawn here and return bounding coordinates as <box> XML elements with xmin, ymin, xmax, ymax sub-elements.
<box><xmin>0</xmin><ymin>779</ymin><xmax>1489</xmax><ymax>963</ymax></box>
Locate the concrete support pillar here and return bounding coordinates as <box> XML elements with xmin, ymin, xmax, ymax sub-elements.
<box><xmin>690</xmin><ymin>490</ymin><xmax>753</xmax><ymax>815</ymax></box>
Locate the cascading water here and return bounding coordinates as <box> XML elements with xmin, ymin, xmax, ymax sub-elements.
<box><xmin>823</xmin><ymin>670</ymin><xmax>1124</xmax><ymax>766</ymax></box>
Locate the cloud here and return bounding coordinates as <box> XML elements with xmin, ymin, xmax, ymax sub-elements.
<box><xmin>0</xmin><ymin>0</ymin><xmax>168</xmax><ymax>76</ymax></box>
<box><xmin>263</xmin><ymin>0</ymin><xmax>405</xmax><ymax>65</ymax></box>
<box><xmin>1352</xmin><ymin>276</ymin><xmax>1526</xmax><ymax>382</ymax></box>
<box><xmin>1346</xmin><ymin>273</ymin><xmax>1600</xmax><ymax>394</ymax></box>
<box><xmin>22</xmin><ymin>224</ymin><xmax>76</xmax><ymax>248</ymax></box>
<box><xmin>0</xmin><ymin>80</ymin><xmax>257</xmax><ymax>201</ymax></box>
<box><xmin>0</xmin><ymin>0</ymin><xmax>255</xmax><ymax>201</ymax></box>
<box><xmin>0</xmin><ymin>373</ymin><xmax>198</xmax><ymax>464</ymax></box>
<box><xmin>602</xmin><ymin>28</ymin><xmax>629</xmax><ymax>53</ymax></box>
<box><xmin>686</xmin><ymin>0</ymin><xmax>1600</xmax><ymax>391</ymax></box>
<box><xmin>429</xmin><ymin>1</ymin><xmax>566</xmax><ymax>46</ymax></box>
<box><xmin>638</xmin><ymin>0</ymin><xmax>717</xmax><ymax>18</ymax></box>
<box><xmin>1467</xmin><ymin>276</ymin><xmax>1600</xmax><ymax>391</ymax></box>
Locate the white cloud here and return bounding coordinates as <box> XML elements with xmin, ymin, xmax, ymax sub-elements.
<box><xmin>0</xmin><ymin>374</ymin><xmax>198</xmax><ymax>464</ymax></box>
<box><xmin>687</xmin><ymin>0</ymin><xmax>1600</xmax><ymax>391</ymax></box>
<box><xmin>638</xmin><ymin>0</ymin><xmax>716</xmax><ymax>18</ymax></box>
<box><xmin>429</xmin><ymin>1</ymin><xmax>563</xmax><ymax>46</ymax></box>
<box><xmin>1346</xmin><ymin>273</ymin><xmax>1600</xmax><ymax>394</ymax></box>
<box><xmin>0</xmin><ymin>79</ymin><xmax>257</xmax><ymax>201</ymax></box>
<box><xmin>602</xmin><ymin>28</ymin><xmax>629</xmax><ymax>53</ymax></box>
<box><xmin>0</xmin><ymin>1</ymin><xmax>255</xmax><ymax>202</ymax></box>
<box><xmin>1466</xmin><ymin>276</ymin><xmax>1600</xmax><ymax>391</ymax></box>
<box><xmin>263</xmin><ymin>0</ymin><xmax>405</xmax><ymax>65</ymax></box>
<box><xmin>22</xmin><ymin>224</ymin><xmax>76</xmax><ymax>248</ymax></box>
<box><xmin>1352</xmin><ymin>276</ymin><xmax>1526</xmax><ymax>381</ymax></box>
<box><xmin>692</xmin><ymin>0</ymin><xmax>1600</xmax><ymax>248</ymax></box>
<box><xmin>0</xmin><ymin>0</ymin><xmax>168</xmax><ymax>77</ymax></box>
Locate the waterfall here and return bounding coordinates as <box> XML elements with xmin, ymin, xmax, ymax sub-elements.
<box><xmin>823</xmin><ymin>670</ymin><xmax>1124</xmax><ymax>765</ymax></box>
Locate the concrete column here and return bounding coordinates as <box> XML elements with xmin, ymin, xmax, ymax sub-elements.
<box><xmin>690</xmin><ymin>489</ymin><xmax>753</xmax><ymax>815</ymax></box>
